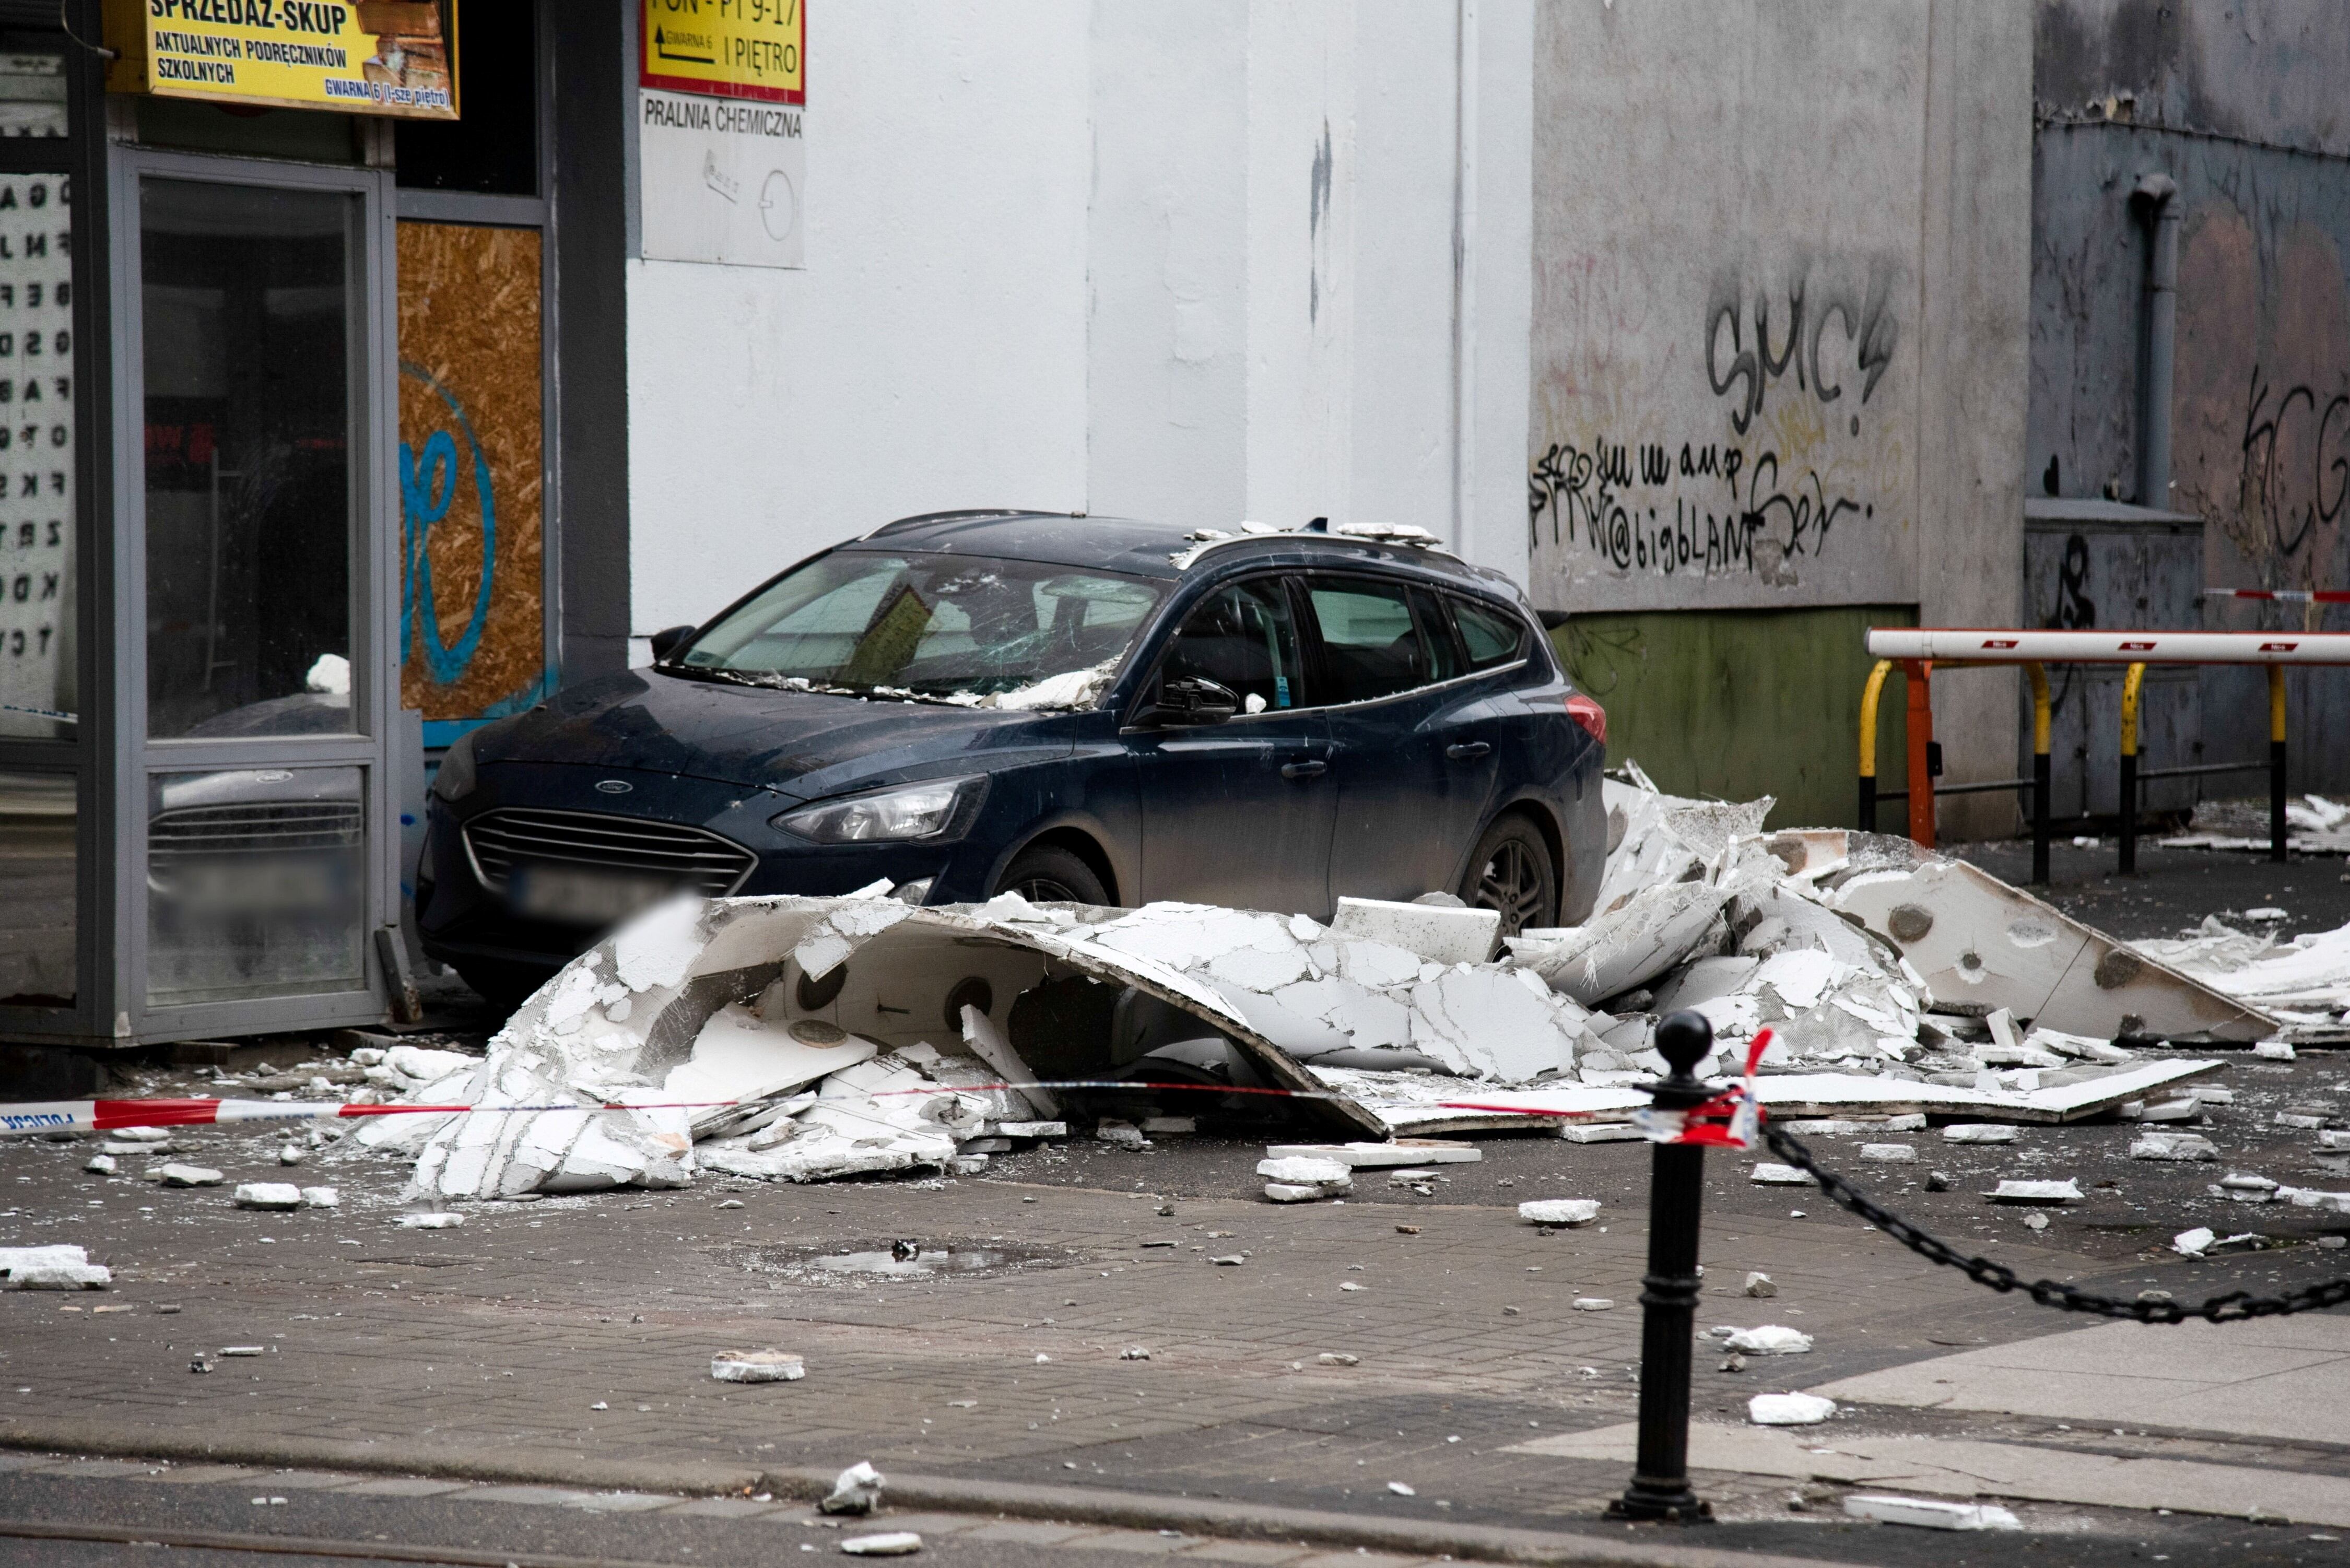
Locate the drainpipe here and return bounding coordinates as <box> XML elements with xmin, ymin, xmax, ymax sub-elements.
<box><xmin>2132</xmin><ymin>173</ymin><xmax>2179</xmax><ymax>511</ymax></box>
<box><xmin>1449</xmin><ymin>0</ymin><xmax>1478</xmax><ymax>556</ymax></box>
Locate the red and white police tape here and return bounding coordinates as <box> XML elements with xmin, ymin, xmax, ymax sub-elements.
<box><xmin>1</xmin><ymin>1041</ymin><xmax>1775</xmax><ymax>1149</ymax></box>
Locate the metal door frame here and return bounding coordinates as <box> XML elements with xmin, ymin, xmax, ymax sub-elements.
<box><xmin>106</xmin><ymin>146</ymin><xmax>398</xmax><ymax>1041</ymax></box>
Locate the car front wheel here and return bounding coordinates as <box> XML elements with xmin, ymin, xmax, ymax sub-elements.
<box><xmin>994</xmin><ymin>842</ymin><xmax>1110</xmax><ymax>906</ymax></box>
<box><xmin>1460</xmin><ymin>815</ymin><xmax>1558</xmax><ymax>938</ymax></box>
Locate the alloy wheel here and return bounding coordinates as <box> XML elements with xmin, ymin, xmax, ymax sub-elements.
<box><xmin>1473</xmin><ymin>840</ymin><xmax>1549</xmax><ymax>938</ymax></box>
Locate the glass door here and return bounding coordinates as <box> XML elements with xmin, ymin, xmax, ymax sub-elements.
<box><xmin>114</xmin><ymin>151</ymin><xmax>395</xmax><ymax>1035</ymax></box>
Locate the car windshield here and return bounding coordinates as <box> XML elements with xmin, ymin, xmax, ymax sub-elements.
<box><xmin>676</xmin><ymin>551</ymin><xmax>1168</xmax><ymax>707</ymax></box>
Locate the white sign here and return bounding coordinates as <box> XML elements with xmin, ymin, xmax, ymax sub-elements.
<box><xmin>638</xmin><ymin>88</ymin><xmax>805</xmax><ymax>269</ymax></box>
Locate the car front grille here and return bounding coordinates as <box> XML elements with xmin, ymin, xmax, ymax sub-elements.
<box><xmin>149</xmin><ymin>801</ymin><xmax>365</xmax><ymax>861</ymax></box>
<box><xmin>461</xmin><ymin>807</ymin><xmax>756</xmax><ymax>897</ymax></box>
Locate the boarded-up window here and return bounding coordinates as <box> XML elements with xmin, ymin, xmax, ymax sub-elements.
<box><xmin>396</xmin><ymin>222</ymin><xmax>545</xmax><ymax>735</ymax></box>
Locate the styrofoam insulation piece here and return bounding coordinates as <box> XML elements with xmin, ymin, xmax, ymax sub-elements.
<box><xmin>1748</xmin><ymin>1392</ymin><xmax>1835</xmax><ymax>1426</ymax></box>
<box><xmin>1750</xmin><ymin>1163</ymin><xmax>1812</xmax><ymax>1185</ymax></box>
<box><xmin>1518</xmin><ymin>1199</ymin><xmax>1601</xmax><ymax>1226</ymax></box>
<box><xmin>2131</xmin><ymin>1131</ymin><xmax>2218</xmax><ymax>1161</ymax></box>
<box><xmin>0</xmin><ymin>1245</ymin><xmax>88</xmax><ymax>1276</ymax></box>
<box><xmin>232</xmin><ymin>1183</ymin><xmax>302</xmax><ymax>1210</ymax></box>
<box><xmin>1941</xmin><ymin>1125</ymin><xmax>2018</xmax><ymax>1144</ymax></box>
<box><xmin>1330</xmin><ymin>896</ymin><xmax>1501</xmax><ymax>965</ymax></box>
<box><xmin>11</xmin><ymin>1264</ymin><xmax>110</xmax><ymax>1289</ymax></box>
<box><xmin>155</xmin><ymin>1164</ymin><xmax>222</xmax><ymax>1187</ymax></box>
<box><xmin>711</xmin><ymin>1349</ymin><xmax>804</xmax><ymax>1383</ymax></box>
<box><xmin>1262</xmin><ymin>1140</ymin><xmax>1481</xmax><ymax>1168</ymax></box>
<box><xmin>1844</xmin><ymin>1495</ymin><xmax>2021</xmax><ymax>1531</ymax></box>
<box><xmin>1987</xmin><ymin>1180</ymin><xmax>2082</xmax><ymax>1204</ymax></box>
<box><xmin>1256</xmin><ymin>1156</ymin><xmax>1353</xmax><ymax>1187</ymax></box>
<box><xmin>1725</xmin><ymin>1326</ymin><xmax>1813</xmax><ymax>1354</ymax></box>
<box><xmin>1832</xmin><ymin>857</ymin><xmax>2272</xmax><ymax>1042</ymax></box>
<box><xmin>1265</xmin><ymin>1182</ymin><xmax>1335</xmax><ymax>1202</ymax></box>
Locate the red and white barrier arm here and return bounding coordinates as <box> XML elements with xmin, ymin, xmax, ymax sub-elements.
<box><xmin>1866</xmin><ymin>628</ymin><xmax>2350</xmax><ymax>666</ymax></box>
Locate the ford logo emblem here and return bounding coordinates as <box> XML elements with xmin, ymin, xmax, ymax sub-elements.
<box><xmin>594</xmin><ymin>780</ymin><xmax>632</xmax><ymax>795</ymax></box>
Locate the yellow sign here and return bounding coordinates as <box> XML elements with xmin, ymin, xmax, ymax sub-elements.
<box><xmin>641</xmin><ymin>0</ymin><xmax>803</xmax><ymax>105</ymax></box>
<box><xmin>105</xmin><ymin>0</ymin><xmax>460</xmax><ymax>120</ymax></box>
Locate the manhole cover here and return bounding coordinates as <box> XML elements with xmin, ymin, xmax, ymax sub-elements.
<box><xmin>724</xmin><ymin>1239</ymin><xmax>1078</xmax><ymax>1284</ymax></box>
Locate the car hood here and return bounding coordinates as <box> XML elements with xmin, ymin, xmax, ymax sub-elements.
<box><xmin>474</xmin><ymin>670</ymin><xmax>1080</xmax><ymax>801</ymax></box>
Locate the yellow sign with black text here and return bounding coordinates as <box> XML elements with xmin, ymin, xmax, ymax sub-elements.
<box><xmin>640</xmin><ymin>0</ymin><xmax>803</xmax><ymax>105</ymax></box>
<box><xmin>105</xmin><ymin>0</ymin><xmax>460</xmax><ymax>119</ymax></box>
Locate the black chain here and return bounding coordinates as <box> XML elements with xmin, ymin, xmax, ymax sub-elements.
<box><xmin>1758</xmin><ymin>1122</ymin><xmax>2350</xmax><ymax>1324</ymax></box>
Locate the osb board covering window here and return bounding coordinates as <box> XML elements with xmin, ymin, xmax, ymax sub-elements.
<box><xmin>397</xmin><ymin>222</ymin><xmax>546</xmax><ymax>724</ymax></box>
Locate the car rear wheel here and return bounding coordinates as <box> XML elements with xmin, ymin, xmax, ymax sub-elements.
<box><xmin>995</xmin><ymin>842</ymin><xmax>1109</xmax><ymax>906</ymax></box>
<box><xmin>1460</xmin><ymin>815</ymin><xmax>1558</xmax><ymax>938</ymax></box>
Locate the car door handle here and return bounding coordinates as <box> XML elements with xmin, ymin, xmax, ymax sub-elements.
<box><xmin>1279</xmin><ymin>760</ymin><xmax>1328</xmax><ymax>781</ymax></box>
<box><xmin>1446</xmin><ymin>741</ymin><xmax>1493</xmax><ymax>761</ymax></box>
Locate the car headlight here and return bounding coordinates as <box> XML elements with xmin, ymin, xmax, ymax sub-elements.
<box><xmin>773</xmin><ymin>775</ymin><xmax>987</xmax><ymax>844</ymax></box>
<box><xmin>431</xmin><ymin>729</ymin><xmax>479</xmax><ymax>804</ymax></box>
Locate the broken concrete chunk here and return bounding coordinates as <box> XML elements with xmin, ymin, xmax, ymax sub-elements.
<box><xmin>996</xmin><ymin>1122</ymin><xmax>1066</xmax><ymax>1140</ymax></box>
<box><xmin>1331</xmin><ymin>894</ymin><xmax>1501</xmax><ymax>965</ymax></box>
<box><xmin>1844</xmin><ymin>1494</ymin><xmax>2021</xmax><ymax>1531</ymax></box>
<box><xmin>1557</xmin><ymin>1122</ymin><xmax>1644</xmax><ymax>1143</ymax></box>
<box><xmin>840</xmin><ymin>1534</ymin><xmax>922</xmax><ymax>1558</ymax></box>
<box><xmin>1119</xmin><ymin>1346</ymin><xmax>1150</xmax><ymax>1360</ymax></box>
<box><xmin>1257</xmin><ymin>1156</ymin><xmax>1353</xmax><ymax>1188</ymax></box>
<box><xmin>711</xmin><ymin>1349</ymin><xmax>805</xmax><ymax>1383</ymax></box>
<box><xmin>1743</xmin><ymin>1272</ymin><xmax>1776</xmax><ymax>1298</ymax></box>
<box><xmin>109</xmin><ymin>1126</ymin><xmax>170</xmax><ymax>1143</ymax></box>
<box><xmin>1317</xmin><ymin>1352</ymin><xmax>1360</xmax><ymax>1366</ymax></box>
<box><xmin>2173</xmin><ymin>1226</ymin><xmax>2216</xmax><ymax>1256</ymax></box>
<box><xmin>1748</xmin><ymin>1392</ymin><xmax>1834</xmax><ymax>1426</ymax></box>
<box><xmin>2130</xmin><ymin>1132</ymin><xmax>2217</xmax><ymax>1162</ymax></box>
<box><xmin>1725</xmin><ymin>1326</ymin><xmax>1812</xmax><ymax>1355</ymax></box>
<box><xmin>1264</xmin><ymin>1182</ymin><xmax>1332</xmax><ymax>1202</ymax></box>
<box><xmin>1858</xmin><ymin>1143</ymin><xmax>1915</xmax><ymax>1163</ymax></box>
<box><xmin>233</xmin><ymin>1183</ymin><xmax>303</xmax><ymax>1211</ymax></box>
<box><xmin>396</xmin><ymin>1212</ymin><xmax>465</xmax><ymax>1229</ymax></box>
<box><xmin>1096</xmin><ymin>1121</ymin><xmax>1150</xmax><ymax>1151</ymax></box>
<box><xmin>1987</xmin><ymin>1180</ymin><xmax>2081</xmax><ymax>1205</ymax></box>
<box><xmin>2254</xmin><ymin>1040</ymin><xmax>2297</xmax><ymax>1061</ymax></box>
<box><xmin>820</xmin><ymin>1460</ymin><xmax>884</xmax><ymax>1515</ymax></box>
<box><xmin>1748</xmin><ymin>1164</ymin><xmax>1812</xmax><ymax>1186</ymax></box>
<box><xmin>1940</xmin><ymin>1124</ymin><xmax>2018</xmax><ymax>1144</ymax></box>
<box><xmin>1263</xmin><ymin>1140</ymin><xmax>1479</xmax><ymax>1169</ymax></box>
<box><xmin>154</xmin><ymin>1164</ymin><xmax>222</xmax><ymax>1187</ymax></box>
<box><xmin>83</xmin><ymin>1154</ymin><xmax>115</xmax><ymax>1175</ymax></box>
<box><xmin>1518</xmin><ymin>1199</ymin><xmax>1601</xmax><ymax>1227</ymax></box>
<box><xmin>1571</xmin><ymin>1298</ymin><xmax>1615</xmax><ymax>1311</ymax></box>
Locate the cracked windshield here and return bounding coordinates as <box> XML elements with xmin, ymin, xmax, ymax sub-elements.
<box><xmin>678</xmin><ymin>552</ymin><xmax>1165</xmax><ymax>704</ymax></box>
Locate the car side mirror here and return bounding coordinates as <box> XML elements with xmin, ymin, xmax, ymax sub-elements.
<box><xmin>649</xmin><ymin>624</ymin><xmax>696</xmax><ymax>664</ymax></box>
<box><xmin>1154</xmin><ymin>675</ymin><xmax>1241</xmax><ymax>726</ymax></box>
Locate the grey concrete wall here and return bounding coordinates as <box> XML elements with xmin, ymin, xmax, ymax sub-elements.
<box><xmin>2031</xmin><ymin>1</ymin><xmax>2350</xmax><ymax>793</ymax></box>
<box><xmin>1527</xmin><ymin>0</ymin><xmax>2030</xmax><ymax>832</ymax></box>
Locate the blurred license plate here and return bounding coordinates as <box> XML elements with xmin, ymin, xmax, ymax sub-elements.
<box><xmin>509</xmin><ymin>865</ymin><xmax>676</xmax><ymax>927</ymax></box>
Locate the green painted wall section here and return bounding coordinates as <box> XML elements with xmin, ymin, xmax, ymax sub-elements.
<box><xmin>1550</xmin><ymin>606</ymin><xmax>1920</xmax><ymax>830</ymax></box>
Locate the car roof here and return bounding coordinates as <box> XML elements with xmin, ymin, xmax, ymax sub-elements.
<box><xmin>845</xmin><ymin>510</ymin><xmax>1523</xmax><ymax>599</ymax></box>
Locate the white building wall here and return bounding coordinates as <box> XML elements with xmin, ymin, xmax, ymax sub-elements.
<box><xmin>624</xmin><ymin>1</ymin><xmax>1095</xmax><ymax>655</ymax></box>
<box><xmin>626</xmin><ymin>2</ymin><xmax>1539</xmax><ymax>657</ymax></box>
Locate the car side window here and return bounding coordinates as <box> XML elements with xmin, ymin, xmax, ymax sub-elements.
<box><xmin>1304</xmin><ymin>577</ymin><xmax>1453</xmax><ymax>704</ymax></box>
<box><xmin>1154</xmin><ymin>576</ymin><xmax>1305</xmax><ymax>713</ymax></box>
<box><xmin>1452</xmin><ymin>595</ymin><xmax>1530</xmax><ymax>670</ymax></box>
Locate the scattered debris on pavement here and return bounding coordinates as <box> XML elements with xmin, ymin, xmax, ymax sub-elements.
<box><xmin>712</xmin><ymin>1349</ymin><xmax>805</xmax><ymax>1383</ymax></box>
<box><xmin>1748</xmin><ymin>1392</ymin><xmax>1835</xmax><ymax>1425</ymax></box>
<box><xmin>1844</xmin><ymin>1494</ymin><xmax>2023</xmax><ymax>1531</ymax></box>
<box><xmin>839</xmin><ymin>1533</ymin><xmax>922</xmax><ymax>1557</ymax></box>
<box><xmin>820</xmin><ymin>1460</ymin><xmax>885</xmax><ymax>1516</ymax></box>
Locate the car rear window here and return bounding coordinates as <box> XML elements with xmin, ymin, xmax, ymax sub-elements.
<box><xmin>1451</xmin><ymin>595</ymin><xmax>1529</xmax><ymax>669</ymax></box>
<box><xmin>679</xmin><ymin>552</ymin><xmax>1166</xmax><ymax>703</ymax></box>
<box><xmin>1304</xmin><ymin>578</ymin><xmax>1455</xmax><ymax>703</ymax></box>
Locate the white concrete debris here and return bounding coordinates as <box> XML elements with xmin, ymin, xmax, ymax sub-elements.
<box><xmin>1386</xmin><ymin>1480</ymin><xmax>1416</xmax><ymax>1496</ymax></box>
<box><xmin>83</xmin><ymin>1154</ymin><xmax>114</xmax><ymax>1175</ymax></box>
<box><xmin>1858</xmin><ymin>1143</ymin><xmax>1916</xmax><ymax>1163</ymax></box>
<box><xmin>233</xmin><ymin>1184</ymin><xmax>303</xmax><ymax>1210</ymax></box>
<box><xmin>1518</xmin><ymin>1199</ymin><xmax>1601</xmax><ymax>1227</ymax></box>
<box><xmin>1988</xmin><ymin>1180</ymin><xmax>2082</xmax><ymax>1204</ymax></box>
<box><xmin>840</xmin><ymin>1534</ymin><xmax>923</xmax><ymax>1557</ymax></box>
<box><xmin>9</xmin><ymin>1252</ymin><xmax>111</xmax><ymax>1289</ymax></box>
<box><xmin>0</xmin><ymin>1245</ymin><xmax>92</xmax><ymax>1277</ymax></box>
<box><xmin>396</xmin><ymin>1212</ymin><xmax>464</xmax><ymax>1229</ymax></box>
<box><xmin>2173</xmin><ymin>1226</ymin><xmax>2216</xmax><ymax>1256</ymax></box>
<box><xmin>1264</xmin><ymin>1140</ymin><xmax>1480</xmax><ymax>1168</ymax></box>
<box><xmin>367</xmin><ymin>769</ymin><xmax>2289</xmax><ymax>1199</ymax></box>
<box><xmin>1259</xmin><ymin>1156</ymin><xmax>1353</xmax><ymax>1202</ymax></box>
<box><xmin>154</xmin><ymin>1164</ymin><xmax>222</xmax><ymax>1187</ymax></box>
<box><xmin>1748</xmin><ymin>1392</ymin><xmax>1836</xmax><ymax>1426</ymax></box>
<box><xmin>1941</xmin><ymin>1125</ymin><xmax>2018</xmax><ymax>1145</ymax></box>
<box><xmin>820</xmin><ymin>1461</ymin><xmax>885</xmax><ymax>1516</ymax></box>
<box><xmin>1844</xmin><ymin>1494</ymin><xmax>2022</xmax><ymax>1531</ymax></box>
<box><xmin>711</xmin><ymin>1349</ymin><xmax>805</xmax><ymax>1383</ymax></box>
<box><xmin>1571</xmin><ymin>1298</ymin><xmax>1615</xmax><ymax>1311</ymax></box>
<box><xmin>1725</xmin><ymin>1326</ymin><xmax>1813</xmax><ymax>1355</ymax></box>
<box><xmin>1749</xmin><ymin>1164</ymin><xmax>1812</xmax><ymax>1186</ymax></box>
<box><xmin>2135</xmin><ymin>916</ymin><xmax>2350</xmax><ymax>1039</ymax></box>
<box><xmin>1743</xmin><ymin>1272</ymin><xmax>1776</xmax><ymax>1298</ymax></box>
<box><xmin>2131</xmin><ymin>1131</ymin><xmax>2218</xmax><ymax>1162</ymax></box>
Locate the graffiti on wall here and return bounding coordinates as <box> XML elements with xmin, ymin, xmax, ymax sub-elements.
<box><xmin>1529</xmin><ymin>257</ymin><xmax>1906</xmax><ymax>601</ymax></box>
<box><xmin>2236</xmin><ymin>366</ymin><xmax>2349</xmax><ymax>563</ymax></box>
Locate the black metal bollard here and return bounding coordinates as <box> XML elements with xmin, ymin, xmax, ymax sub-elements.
<box><xmin>1606</xmin><ymin>1010</ymin><xmax>1717</xmax><ymax>1525</ymax></box>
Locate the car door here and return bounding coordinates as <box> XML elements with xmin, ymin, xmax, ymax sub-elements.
<box><xmin>1311</xmin><ymin>575</ymin><xmax>1498</xmax><ymax>904</ymax></box>
<box><xmin>1127</xmin><ymin>573</ymin><xmax>1335</xmax><ymax>917</ymax></box>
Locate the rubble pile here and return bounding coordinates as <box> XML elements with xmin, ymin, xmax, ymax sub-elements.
<box><xmin>369</xmin><ymin>765</ymin><xmax>2282</xmax><ymax>1198</ymax></box>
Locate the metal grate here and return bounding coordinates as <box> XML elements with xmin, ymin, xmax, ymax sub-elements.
<box><xmin>461</xmin><ymin>807</ymin><xmax>755</xmax><ymax>897</ymax></box>
<box><xmin>149</xmin><ymin>801</ymin><xmax>364</xmax><ymax>861</ymax></box>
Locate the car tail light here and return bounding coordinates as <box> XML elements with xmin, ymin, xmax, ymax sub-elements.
<box><xmin>1565</xmin><ymin>693</ymin><xmax>1607</xmax><ymax>746</ymax></box>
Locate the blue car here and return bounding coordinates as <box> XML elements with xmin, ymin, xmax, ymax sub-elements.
<box><xmin>417</xmin><ymin>512</ymin><xmax>1608</xmax><ymax>1007</ymax></box>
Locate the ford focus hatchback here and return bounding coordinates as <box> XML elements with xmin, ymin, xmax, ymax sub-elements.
<box><xmin>416</xmin><ymin>512</ymin><xmax>1606</xmax><ymax>1006</ymax></box>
